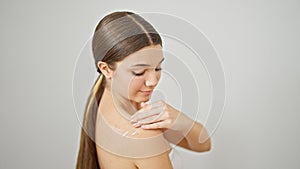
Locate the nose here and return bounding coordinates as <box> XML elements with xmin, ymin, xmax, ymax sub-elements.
<box><xmin>145</xmin><ymin>71</ymin><xmax>159</xmax><ymax>87</ymax></box>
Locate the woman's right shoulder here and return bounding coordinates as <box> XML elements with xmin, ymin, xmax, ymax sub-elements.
<box><xmin>130</xmin><ymin>128</ymin><xmax>173</xmax><ymax>169</ymax></box>
<box><xmin>99</xmin><ymin>109</ymin><xmax>164</xmax><ymax>139</ymax></box>
<box><xmin>132</xmin><ymin>126</ymin><xmax>163</xmax><ymax>138</ymax></box>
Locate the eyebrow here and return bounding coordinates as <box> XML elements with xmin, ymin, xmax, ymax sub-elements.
<box><xmin>130</xmin><ymin>58</ymin><xmax>165</xmax><ymax>67</ymax></box>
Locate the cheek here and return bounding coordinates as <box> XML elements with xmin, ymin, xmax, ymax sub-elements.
<box><xmin>112</xmin><ymin>74</ymin><xmax>133</xmax><ymax>96</ymax></box>
<box><xmin>128</xmin><ymin>78</ymin><xmax>144</xmax><ymax>94</ymax></box>
<box><xmin>157</xmin><ymin>72</ymin><xmax>162</xmax><ymax>81</ymax></box>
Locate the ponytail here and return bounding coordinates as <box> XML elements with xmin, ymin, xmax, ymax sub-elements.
<box><xmin>75</xmin><ymin>10</ymin><xmax>163</xmax><ymax>169</ymax></box>
<box><xmin>76</xmin><ymin>74</ymin><xmax>105</xmax><ymax>169</ymax></box>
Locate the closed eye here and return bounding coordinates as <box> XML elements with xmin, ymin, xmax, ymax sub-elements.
<box><xmin>132</xmin><ymin>71</ymin><xmax>144</xmax><ymax>76</ymax></box>
<box><xmin>132</xmin><ymin>68</ymin><xmax>162</xmax><ymax>76</ymax></box>
<box><xmin>155</xmin><ymin>68</ymin><xmax>162</xmax><ymax>71</ymax></box>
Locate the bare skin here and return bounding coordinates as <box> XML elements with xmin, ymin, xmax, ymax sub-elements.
<box><xmin>95</xmin><ymin>45</ymin><xmax>211</xmax><ymax>168</ymax></box>
<box><xmin>95</xmin><ymin>88</ymin><xmax>173</xmax><ymax>169</ymax></box>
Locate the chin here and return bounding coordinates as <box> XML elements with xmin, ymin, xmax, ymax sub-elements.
<box><xmin>131</xmin><ymin>96</ymin><xmax>150</xmax><ymax>104</ymax></box>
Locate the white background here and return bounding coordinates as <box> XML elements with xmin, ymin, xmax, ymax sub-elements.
<box><xmin>0</xmin><ymin>0</ymin><xmax>299</xmax><ymax>168</ymax></box>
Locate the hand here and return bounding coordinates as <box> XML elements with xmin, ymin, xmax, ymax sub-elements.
<box><xmin>130</xmin><ymin>100</ymin><xmax>189</xmax><ymax>131</ymax></box>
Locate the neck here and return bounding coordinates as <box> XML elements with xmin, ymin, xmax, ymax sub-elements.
<box><xmin>100</xmin><ymin>88</ymin><xmax>140</xmax><ymax>119</ymax></box>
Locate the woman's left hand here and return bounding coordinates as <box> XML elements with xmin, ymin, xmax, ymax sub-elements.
<box><xmin>130</xmin><ymin>101</ymin><xmax>188</xmax><ymax>131</ymax></box>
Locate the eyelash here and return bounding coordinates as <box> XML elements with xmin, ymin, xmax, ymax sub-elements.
<box><xmin>132</xmin><ymin>68</ymin><xmax>162</xmax><ymax>76</ymax></box>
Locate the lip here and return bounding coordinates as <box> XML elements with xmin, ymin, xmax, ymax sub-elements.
<box><xmin>140</xmin><ymin>90</ymin><xmax>153</xmax><ymax>95</ymax></box>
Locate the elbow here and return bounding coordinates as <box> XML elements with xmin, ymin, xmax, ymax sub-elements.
<box><xmin>202</xmin><ymin>138</ymin><xmax>212</xmax><ymax>152</ymax></box>
<box><xmin>205</xmin><ymin>138</ymin><xmax>212</xmax><ymax>151</ymax></box>
<box><xmin>204</xmin><ymin>141</ymin><xmax>212</xmax><ymax>152</ymax></box>
<box><xmin>194</xmin><ymin>138</ymin><xmax>212</xmax><ymax>152</ymax></box>
<box><xmin>198</xmin><ymin>143</ymin><xmax>211</xmax><ymax>152</ymax></box>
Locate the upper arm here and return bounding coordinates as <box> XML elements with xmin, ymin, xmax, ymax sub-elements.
<box><xmin>134</xmin><ymin>150</ymin><xmax>173</xmax><ymax>169</ymax></box>
<box><xmin>163</xmin><ymin>125</ymin><xmax>212</xmax><ymax>152</ymax></box>
<box><xmin>163</xmin><ymin>129</ymin><xmax>191</xmax><ymax>150</ymax></box>
<box><xmin>133</xmin><ymin>129</ymin><xmax>173</xmax><ymax>169</ymax></box>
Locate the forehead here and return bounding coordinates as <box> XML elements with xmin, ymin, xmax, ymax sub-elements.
<box><xmin>117</xmin><ymin>45</ymin><xmax>163</xmax><ymax>67</ymax></box>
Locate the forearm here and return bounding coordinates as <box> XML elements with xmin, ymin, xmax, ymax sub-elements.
<box><xmin>178</xmin><ymin>113</ymin><xmax>212</xmax><ymax>152</ymax></box>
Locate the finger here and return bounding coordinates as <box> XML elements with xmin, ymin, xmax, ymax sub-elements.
<box><xmin>131</xmin><ymin>101</ymin><xmax>164</xmax><ymax>120</ymax></box>
<box><xmin>133</xmin><ymin>111</ymin><xmax>172</xmax><ymax>128</ymax></box>
<box><xmin>140</xmin><ymin>102</ymin><xmax>147</xmax><ymax>108</ymax></box>
<box><xmin>138</xmin><ymin>102</ymin><xmax>153</xmax><ymax>112</ymax></box>
<box><xmin>138</xmin><ymin>101</ymin><xmax>164</xmax><ymax>112</ymax></box>
<box><xmin>136</xmin><ymin>108</ymin><xmax>170</xmax><ymax>124</ymax></box>
<box><xmin>141</xmin><ymin>120</ymin><xmax>170</xmax><ymax>130</ymax></box>
<box><xmin>150</xmin><ymin>100</ymin><xmax>165</xmax><ymax>108</ymax></box>
<box><xmin>135</xmin><ymin>114</ymin><xmax>162</xmax><ymax>126</ymax></box>
<box><xmin>130</xmin><ymin>105</ymin><xmax>164</xmax><ymax>123</ymax></box>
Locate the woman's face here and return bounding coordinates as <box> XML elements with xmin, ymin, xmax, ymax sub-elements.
<box><xmin>110</xmin><ymin>45</ymin><xmax>164</xmax><ymax>105</ymax></box>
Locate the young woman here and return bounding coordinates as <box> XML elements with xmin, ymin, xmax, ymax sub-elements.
<box><xmin>75</xmin><ymin>11</ymin><xmax>211</xmax><ymax>169</ymax></box>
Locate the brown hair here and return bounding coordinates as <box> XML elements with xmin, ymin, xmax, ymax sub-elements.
<box><xmin>75</xmin><ymin>11</ymin><xmax>163</xmax><ymax>169</ymax></box>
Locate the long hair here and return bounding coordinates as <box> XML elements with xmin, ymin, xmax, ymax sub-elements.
<box><xmin>75</xmin><ymin>11</ymin><xmax>163</xmax><ymax>169</ymax></box>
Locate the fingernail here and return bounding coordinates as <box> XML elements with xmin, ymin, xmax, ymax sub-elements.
<box><xmin>132</xmin><ymin>123</ymin><xmax>139</xmax><ymax>127</ymax></box>
<box><xmin>130</xmin><ymin>119</ymin><xmax>137</xmax><ymax>123</ymax></box>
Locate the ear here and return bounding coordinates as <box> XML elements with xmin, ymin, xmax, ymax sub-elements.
<box><xmin>97</xmin><ymin>61</ymin><xmax>113</xmax><ymax>79</ymax></box>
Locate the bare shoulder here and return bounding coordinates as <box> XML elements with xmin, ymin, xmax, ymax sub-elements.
<box><xmin>130</xmin><ymin>128</ymin><xmax>173</xmax><ymax>169</ymax></box>
<box><xmin>96</xmin><ymin>111</ymin><xmax>172</xmax><ymax>168</ymax></box>
<box><xmin>131</xmin><ymin>126</ymin><xmax>164</xmax><ymax>138</ymax></box>
<box><xmin>100</xmin><ymin>110</ymin><xmax>164</xmax><ymax>139</ymax></box>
